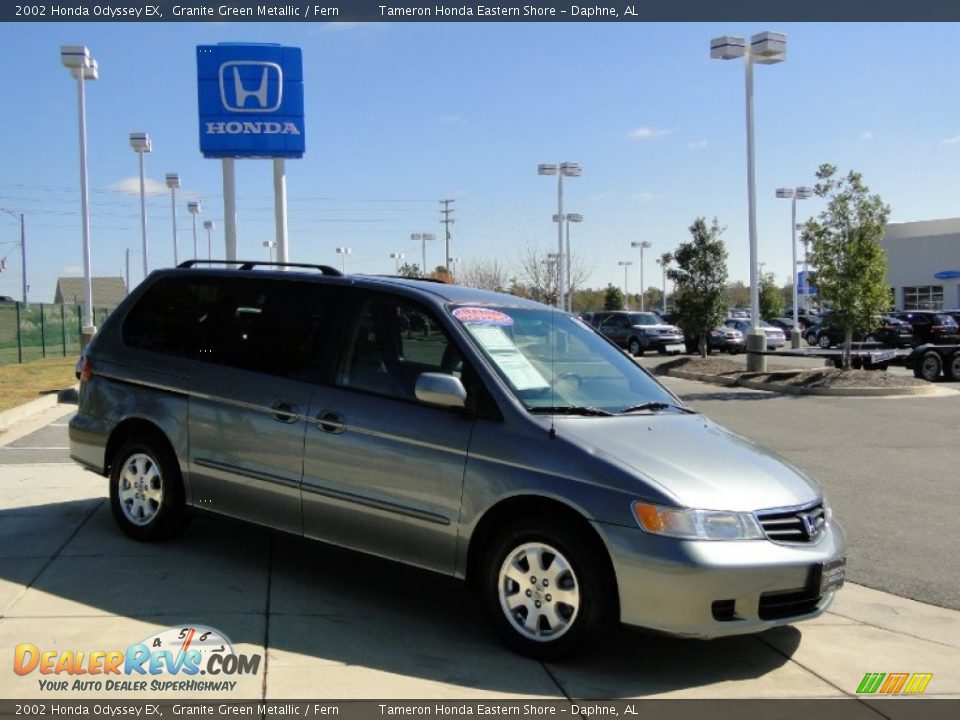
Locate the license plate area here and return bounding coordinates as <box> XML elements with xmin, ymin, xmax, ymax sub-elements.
<box><xmin>818</xmin><ymin>556</ymin><xmax>847</xmax><ymax>594</ymax></box>
<box><xmin>664</xmin><ymin>343</ymin><xmax>685</xmax><ymax>353</ymax></box>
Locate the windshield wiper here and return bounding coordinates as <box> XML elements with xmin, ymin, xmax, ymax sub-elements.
<box><xmin>529</xmin><ymin>405</ymin><xmax>615</xmax><ymax>417</ymax></box>
<box><xmin>619</xmin><ymin>401</ymin><xmax>696</xmax><ymax>415</ymax></box>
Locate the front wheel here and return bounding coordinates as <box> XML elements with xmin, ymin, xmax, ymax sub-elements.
<box><xmin>628</xmin><ymin>338</ymin><xmax>643</xmax><ymax>357</ymax></box>
<box><xmin>481</xmin><ymin>519</ymin><xmax>616</xmax><ymax>660</ymax></box>
<box><xmin>913</xmin><ymin>351</ymin><xmax>943</xmax><ymax>382</ymax></box>
<box><xmin>817</xmin><ymin>334</ymin><xmax>832</xmax><ymax>349</ymax></box>
<box><xmin>110</xmin><ymin>437</ymin><xmax>187</xmax><ymax>541</ymax></box>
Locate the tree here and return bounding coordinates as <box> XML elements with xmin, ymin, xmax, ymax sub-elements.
<box><xmin>458</xmin><ymin>259</ymin><xmax>511</xmax><ymax>293</ymax></box>
<box><xmin>603</xmin><ymin>284</ymin><xmax>624</xmax><ymax>311</ymax></box>
<box><xmin>805</xmin><ymin>164</ymin><xmax>891</xmax><ymax>369</ymax></box>
<box><xmin>724</xmin><ymin>281</ymin><xmax>750</xmax><ymax>309</ymax></box>
<box><xmin>655</xmin><ymin>252</ymin><xmax>673</xmax><ymax>313</ymax></box>
<box><xmin>397</xmin><ymin>262</ymin><xmax>422</xmax><ymax>279</ymax></box>
<box><xmin>516</xmin><ymin>244</ymin><xmax>592</xmax><ymax>307</ymax></box>
<box><xmin>759</xmin><ymin>272</ymin><xmax>784</xmax><ymax>319</ymax></box>
<box><xmin>668</xmin><ymin>218</ymin><xmax>729</xmax><ymax>357</ymax></box>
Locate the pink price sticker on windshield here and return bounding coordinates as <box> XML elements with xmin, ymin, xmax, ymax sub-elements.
<box><xmin>452</xmin><ymin>307</ymin><xmax>514</xmax><ymax>326</ymax></box>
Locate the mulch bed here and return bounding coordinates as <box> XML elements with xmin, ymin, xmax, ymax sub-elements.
<box><xmin>656</xmin><ymin>355</ymin><xmax>927</xmax><ymax>389</ymax></box>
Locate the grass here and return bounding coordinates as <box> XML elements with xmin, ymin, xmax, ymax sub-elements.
<box><xmin>0</xmin><ymin>357</ymin><xmax>78</xmax><ymax>412</ymax></box>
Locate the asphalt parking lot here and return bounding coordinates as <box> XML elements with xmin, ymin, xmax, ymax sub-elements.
<box><xmin>1</xmin><ymin>386</ymin><xmax>958</xmax><ymax>701</ymax></box>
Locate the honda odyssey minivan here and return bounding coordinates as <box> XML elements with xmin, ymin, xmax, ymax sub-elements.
<box><xmin>70</xmin><ymin>261</ymin><xmax>846</xmax><ymax>658</ymax></box>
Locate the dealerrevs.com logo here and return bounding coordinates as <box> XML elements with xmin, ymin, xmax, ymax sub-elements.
<box><xmin>13</xmin><ymin>626</ymin><xmax>261</xmax><ymax>693</ymax></box>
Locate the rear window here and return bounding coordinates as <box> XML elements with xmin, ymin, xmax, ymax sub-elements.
<box><xmin>123</xmin><ymin>276</ymin><xmax>222</xmax><ymax>359</ymax></box>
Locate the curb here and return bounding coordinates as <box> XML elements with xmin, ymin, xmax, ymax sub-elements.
<box><xmin>664</xmin><ymin>369</ymin><xmax>945</xmax><ymax>397</ymax></box>
<box><xmin>0</xmin><ymin>386</ymin><xmax>79</xmax><ymax>434</ymax></box>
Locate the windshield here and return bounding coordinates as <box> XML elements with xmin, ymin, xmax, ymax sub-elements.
<box><xmin>451</xmin><ymin>306</ymin><xmax>681</xmax><ymax>413</ymax></box>
<box><xmin>627</xmin><ymin>313</ymin><xmax>659</xmax><ymax>326</ymax></box>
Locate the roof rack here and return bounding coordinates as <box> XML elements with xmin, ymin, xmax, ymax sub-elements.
<box><xmin>178</xmin><ymin>260</ymin><xmax>342</xmax><ymax>276</ymax></box>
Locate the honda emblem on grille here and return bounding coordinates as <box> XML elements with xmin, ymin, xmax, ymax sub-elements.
<box><xmin>801</xmin><ymin>512</ymin><xmax>820</xmax><ymax>538</ymax></box>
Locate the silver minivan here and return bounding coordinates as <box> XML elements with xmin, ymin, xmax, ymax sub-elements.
<box><xmin>70</xmin><ymin>263</ymin><xmax>846</xmax><ymax>658</ymax></box>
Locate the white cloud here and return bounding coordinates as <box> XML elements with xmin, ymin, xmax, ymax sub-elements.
<box><xmin>438</xmin><ymin>114</ymin><xmax>467</xmax><ymax>125</ymax></box>
<box><xmin>942</xmin><ymin>135</ymin><xmax>960</xmax><ymax>145</ymax></box>
<box><xmin>633</xmin><ymin>191</ymin><xmax>657</xmax><ymax>204</ymax></box>
<box><xmin>108</xmin><ymin>177</ymin><xmax>168</xmax><ymax>195</ymax></box>
<box><xmin>688</xmin><ymin>140</ymin><xmax>709</xmax><ymax>150</ymax></box>
<box><xmin>59</xmin><ymin>265</ymin><xmax>83</xmax><ymax>276</ymax></box>
<box><xmin>626</xmin><ymin>126</ymin><xmax>673</xmax><ymax>140</ymax></box>
<box><xmin>861</xmin><ymin>131</ymin><xmax>874</xmax><ymax>142</ymax></box>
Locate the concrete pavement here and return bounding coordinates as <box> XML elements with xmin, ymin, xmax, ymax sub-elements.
<box><xmin>0</xmin><ymin>402</ymin><xmax>957</xmax><ymax>701</ymax></box>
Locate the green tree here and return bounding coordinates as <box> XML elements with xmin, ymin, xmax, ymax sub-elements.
<box><xmin>603</xmin><ymin>284</ymin><xmax>625</xmax><ymax>311</ymax></box>
<box><xmin>668</xmin><ymin>218</ymin><xmax>729</xmax><ymax>357</ymax></box>
<box><xmin>397</xmin><ymin>262</ymin><xmax>422</xmax><ymax>278</ymax></box>
<box><xmin>759</xmin><ymin>272</ymin><xmax>784</xmax><ymax>319</ymax></box>
<box><xmin>724</xmin><ymin>281</ymin><xmax>750</xmax><ymax>310</ymax></box>
<box><xmin>805</xmin><ymin>164</ymin><xmax>891</xmax><ymax>369</ymax></box>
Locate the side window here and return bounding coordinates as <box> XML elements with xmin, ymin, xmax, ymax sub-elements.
<box><xmin>600</xmin><ymin>316</ymin><xmax>618</xmax><ymax>329</ymax></box>
<box><xmin>337</xmin><ymin>296</ymin><xmax>462</xmax><ymax>401</ymax></box>
<box><xmin>204</xmin><ymin>279</ymin><xmax>334</xmax><ymax>380</ymax></box>
<box><xmin>122</xmin><ymin>276</ymin><xmax>222</xmax><ymax>358</ymax></box>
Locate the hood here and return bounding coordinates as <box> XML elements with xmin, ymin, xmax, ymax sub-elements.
<box><xmin>632</xmin><ymin>323</ymin><xmax>681</xmax><ymax>332</ymax></box>
<box><xmin>554</xmin><ymin>413</ymin><xmax>819</xmax><ymax>512</ymax></box>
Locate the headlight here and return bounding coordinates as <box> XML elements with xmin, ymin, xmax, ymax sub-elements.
<box><xmin>633</xmin><ymin>502</ymin><xmax>765</xmax><ymax>540</ymax></box>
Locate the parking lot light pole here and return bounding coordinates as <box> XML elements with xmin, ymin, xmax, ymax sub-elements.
<box><xmin>203</xmin><ymin>220</ymin><xmax>215</xmax><ymax>261</ymax></box>
<box><xmin>711</xmin><ymin>31</ymin><xmax>786</xmax><ymax>371</ymax></box>
<box><xmin>554</xmin><ymin>212</ymin><xmax>582</xmax><ymax>311</ymax></box>
<box><xmin>411</xmin><ymin>233</ymin><xmax>435</xmax><ymax>277</ymax></box>
<box><xmin>263</xmin><ymin>240</ymin><xmax>276</xmax><ymax>262</ymax></box>
<box><xmin>630</xmin><ymin>240</ymin><xmax>652</xmax><ymax>311</ymax></box>
<box><xmin>129</xmin><ymin>132</ymin><xmax>152</xmax><ymax>279</ymax></box>
<box><xmin>389</xmin><ymin>252</ymin><xmax>405</xmax><ymax>273</ymax></box>
<box><xmin>658</xmin><ymin>253</ymin><xmax>672</xmax><ymax>315</ymax></box>
<box><xmin>336</xmin><ymin>246</ymin><xmax>351</xmax><ymax>273</ymax></box>
<box><xmin>165</xmin><ymin>174</ymin><xmax>180</xmax><ymax>267</ymax></box>
<box><xmin>0</xmin><ymin>209</ymin><xmax>26</xmax><ymax>304</ymax></box>
<box><xmin>618</xmin><ymin>260</ymin><xmax>633</xmax><ymax>310</ymax></box>
<box><xmin>776</xmin><ymin>186</ymin><xmax>814</xmax><ymax>347</ymax></box>
<box><xmin>187</xmin><ymin>201</ymin><xmax>201</xmax><ymax>260</ymax></box>
<box><xmin>539</xmin><ymin>163</ymin><xmax>581</xmax><ymax>309</ymax></box>
<box><xmin>448</xmin><ymin>256</ymin><xmax>461</xmax><ymax>277</ymax></box>
<box><xmin>61</xmin><ymin>46</ymin><xmax>98</xmax><ymax>345</ymax></box>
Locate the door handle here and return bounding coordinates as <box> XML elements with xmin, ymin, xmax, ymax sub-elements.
<box><xmin>314</xmin><ymin>410</ymin><xmax>346</xmax><ymax>434</ymax></box>
<box><xmin>270</xmin><ymin>401</ymin><xmax>301</xmax><ymax>424</ymax></box>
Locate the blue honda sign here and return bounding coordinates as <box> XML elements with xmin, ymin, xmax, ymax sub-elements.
<box><xmin>197</xmin><ymin>43</ymin><xmax>305</xmax><ymax>159</ymax></box>
<box><xmin>797</xmin><ymin>270</ymin><xmax>817</xmax><ymax>296</ymax></box>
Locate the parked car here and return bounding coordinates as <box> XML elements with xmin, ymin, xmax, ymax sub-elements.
<box><xmin>767</xmin><ymin>317</ymin><xmax>806</xmax><ymax>335</ymax></box>
<box><xmin>70</xmin><ymin>263</ymin><xmax>845</xmax><ymax>659</ymax></box>
<box><xmin>0</xmin><ymin>295</ymin><xmax>15</xmax><ymax>304</ymax></box>
<box><xmin>893</xmin><ymin>311</ymin><xmax>960</xmax><ymax>345</ymax></box>
<box><xmin>594</xmin><ymin>311</ymin><xmax>685</xmax><ymax>356</ymax></box>
<box><xmin>813</xmin><ymin>314</ymin><xmax>913</xmax><ymax>349</ymax></box>
<box><xmin>686</xmin><ymin>326</ymin><xmax>745</xmax><ymax>355</ymax></box>
<box><xmin>723</xmin><ymin>319</ymin><xmax>786</xmax><ymax>349</ymax></box>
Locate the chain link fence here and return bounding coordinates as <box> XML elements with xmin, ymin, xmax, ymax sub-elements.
<box><xmin>0</xmin><ymin>303</ymin><xmax>113</xmax><ymax>366</ymax></box>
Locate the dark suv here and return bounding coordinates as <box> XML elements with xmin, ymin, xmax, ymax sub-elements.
<box><xmin>593</xmin><ymin>311</ymin><xmax>684</xmax><ymax>356</ymax></box>
<box><xmin>892</xmin><ymin>311</ymin><xmax>960</xmax><ymax>345</ymax></box>
<box><xmin>814</xmin><ymin>314</ymin><xmax>913</xmax><ymax>348</ymax></box>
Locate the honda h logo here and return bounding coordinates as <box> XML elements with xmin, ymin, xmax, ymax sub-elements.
<box><xmin>218</xmin><ymin>61</ymin><xmax>283</xmax><ymax>113</ymax></box>
<box><xmin>801</xmin><ymin>512</ymin><xmax>822</xmax><ymax>539</ymax></box>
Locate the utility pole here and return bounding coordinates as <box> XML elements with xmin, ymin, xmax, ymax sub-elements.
<box><xmin>440</xmin><ymin>199</ymin><xmax>455</xmax><ymax>274</ymax></box>
<box><xmin>0</xmin><ymin>209</ymin><xmax>26</xmax><ymax>304</ymax></box>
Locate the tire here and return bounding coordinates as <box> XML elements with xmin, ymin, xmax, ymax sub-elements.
<box><xmin>805</xmin><ymin>332</ymin><xmax>818</xmax><ymax>346</ymax></box>
<box><xmin>945</xmin><ymin>351</ymin><xmax>960</xmax><ymax>381</ymax></box>
<box><xmin>109</xmin><ymin>436</ymin><xmax>187</xmax><ymax>542</ymax></box>
<box><xmin>480</xmin><ymin>517</ymin><xmax>616</xmax><ymax>660</ymax></box>
<box><xmin>817</xmin><ymin>334</ymin><xmax>832</xmax><ymax>349</ymax></box>
<box><xmin>913</xmin><ymin>350</ymin><xmax>943</xmax><ymax>382</ymax></box>
<box><xmin>627</xmin><ymin>338</ymin><xmax>643</xmax><ymax>357</ymax></box>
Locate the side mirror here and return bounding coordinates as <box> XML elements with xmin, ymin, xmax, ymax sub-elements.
<box><xmin>415</xmin><ymin>373</ymin><xmax>467</xmax><ymax>408</ymax></box>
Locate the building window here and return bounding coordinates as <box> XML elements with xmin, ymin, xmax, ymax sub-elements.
<box><xmin>903</xmin><ymin>286</ymin><xmax>944</xmax><ymax>310</ymax></box>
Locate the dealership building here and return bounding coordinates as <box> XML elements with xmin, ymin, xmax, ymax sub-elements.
<box><xmin>882</xmin><ymin>218</ymin><xmax>960</xmax><ymax>311</ymax></box>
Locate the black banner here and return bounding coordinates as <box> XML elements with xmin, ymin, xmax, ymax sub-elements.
<box><xmin>0</xmin><ymin>700</ymin><xmax>958</xmax><ymax>720</ymax></box>
<box><xmin>4</xmin><ymin>0</ymin><xmax>960</xmax><ymax>22</ymax></box>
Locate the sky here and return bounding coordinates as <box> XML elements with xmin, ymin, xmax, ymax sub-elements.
<box><xmin>2</xmin><ymin>21</ymin><xmax>960</xmax><ymax>304</ymax></box>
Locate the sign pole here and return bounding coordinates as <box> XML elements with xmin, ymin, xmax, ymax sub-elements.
<box><xmin>274</xmin><ymin>158</ymin><xmax>289</xmax><ymax>266</ymax></box>
<box><xmin>222</xmin><ymin>158</ymin><xmax>237</xmax><ymax>263</ymax></box>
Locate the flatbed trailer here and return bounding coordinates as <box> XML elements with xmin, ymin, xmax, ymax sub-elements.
<box><xmin>901</xmin><ymin>343</ymin><xmax>960</xmax><ymax>381</ymax></box>
<box><xmin>756</xmin><ymin>345</ymin><xmax>909</xmax><ymax>371</ymax></box>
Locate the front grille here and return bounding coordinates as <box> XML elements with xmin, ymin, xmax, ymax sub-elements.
<box><xmin>758</xmin><ymin>588</ymin><xmax>821</xmax><ymax>620</ymax></box>
<box><xmin>755</xmin><ymin>503</ymin><xmax>826</xmax><ymax>543</ymax></box>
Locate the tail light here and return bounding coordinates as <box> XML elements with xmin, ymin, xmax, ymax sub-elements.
<box><xmin>79</xmin><ymin>357</ymin><xmax>93</xmax><ymax>383</ymax></box>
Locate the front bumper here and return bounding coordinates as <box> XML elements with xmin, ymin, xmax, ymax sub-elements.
<box><xmin>596</xmin><ymin>519</ymin><xmax>846</xmax><ymax>638</ymax></box>
<box><xmin>646</xmin><ymin>334</ymin><xmax>685</xmax><ymax>349</ymax></box>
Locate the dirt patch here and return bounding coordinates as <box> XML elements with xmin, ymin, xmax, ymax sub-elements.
<box><xmin>656</xmin><ymin>355</ymin><xmax>929</xmax><ymax>390</ymax></box>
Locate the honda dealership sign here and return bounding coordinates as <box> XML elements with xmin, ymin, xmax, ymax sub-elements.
<box><xmin>196</xmin><ymin>43</ymin><xmax>305</xmax><ymax>158</ymax></box>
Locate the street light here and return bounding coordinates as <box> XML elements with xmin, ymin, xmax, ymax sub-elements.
<box><xmin>61</xmin><ymin>45</ymin><xmax>98</xmax><ymax>344</ymax></box>
<box><xmin>203</xmin><ymin>220</ymin><xmax>215</xmax><ymax>261</ymax></box>
<box><xmin>554</xmin><ymin>212</ymin><xmax>583</xmax><ymax>311</ymax></box>
<box><xmin>410</xmin><ymin>233</ymin><xmax>435</xmax><ymax>276</ymax></box>
<box><xmin>618</xmin><ymin>260</ymin><xmax>634</xmax><ymax>310</ymax></box>
<box><xmin>630</xmin><ymin>240</ymin><xmax>652</xmax><ymax>311</ymax></box>
<box><xmin>0</xmin><ymin>209</ymin><xmax>26</xmax><ymax>304</ymax></box>
<box><xmin>165</xmin><ymin>173</ymin><xmax>180</xmax><ymax>266</ymax></box>
<box><xmin>129</xmin><ymin>132</ymin><xmax>152</xmax><ymax>278</ymax></box>
<box><xmin>776</xmin><ymin>187</ymin><xmax>814</xmax><ymax>346</ymax></box>
<box><xmin>657</xmin><ymin>253</ymin><xmax>672</xmax><ymax>315</ymax></box>
<box><xmin>448</xmin><ymin>256</ymin><xmax>462</xmax><ymax>277</ymax></box>
<box><xmin>539</xmin><ymin>162</ymin><xmax>582</xmax><ymax>309</ymax></box>
<box><xmin>389</xmin><ymin>251</ymin><xmax>405</xmax><ymax>273</ymax></box>
<box><xmin>187</xmin><ymin>201</ymin><xmax>201</xmax><ymax>260</ymax></box>
<box><xmin>711</xmin><ymin>30</ymin><xmax>786</xmax><ymax>371</ymax></box>
<box><xmin>263</xmin><ymin>240</ymin><xmax>276</xmax><ymax>262</ymax></box>
<box><xmin>336</xmin><ymin>246</ymin><xmax>351</xmax><ymax>273</ymax></box>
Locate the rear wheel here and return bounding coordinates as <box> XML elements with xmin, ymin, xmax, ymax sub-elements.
<box><xmin>945</xmin><ymin>351</ymin><xmax>960</xmax><ymax>381</ymax></box>
<box><xmin>109</xmin><ymin>437</ymin><xmax>187</xmax><ymax>541</ymax></box>
<box><xmin>628</xmin><ymin>338</ymin><xmax>643</xmax><ymax>357</ymax></box>
<box><xmin>817</xmin><ymin>334</ymin><xmax>832</xmax><ymax>349</ymax></box>
<box><xmin>481</xmin><ymin>518</ymin><xmax>616</xmax><ymax>660</ymax></box>
<box><xmin>913</xmin><ymin>351</ymin><xmax>943</xmax><ymax>382</ymax></box>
